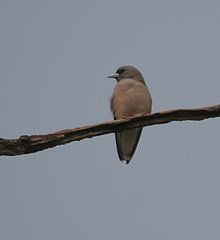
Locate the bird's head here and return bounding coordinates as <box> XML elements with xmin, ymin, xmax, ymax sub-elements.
<box><xmin>108</xmin><ymin>65</ymin><xmax>145</xmax><ymax>83</ymax></box>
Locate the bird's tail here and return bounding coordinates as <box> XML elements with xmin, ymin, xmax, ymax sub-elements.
<box><xmin>115</xmin><ymin>128</ymin><xmax>142</xmax><ymax>164</ymax></box>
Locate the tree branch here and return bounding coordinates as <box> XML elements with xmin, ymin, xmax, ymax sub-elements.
<box><xmin>1</xmin><ymin>104</ymin><xmax>220</xmax><ymax>156</ymax></box>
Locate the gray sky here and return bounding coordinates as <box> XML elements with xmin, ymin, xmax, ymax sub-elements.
<box><xmin>1</xmin><ymin>0</ymin><xmax>220</xmax><ymax>239</ymax></box>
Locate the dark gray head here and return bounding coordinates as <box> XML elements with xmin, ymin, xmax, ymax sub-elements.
<box><xmin>108</xmin><ymin>65</ymin><xmax>145</xmax><ymax>83</ymax></box>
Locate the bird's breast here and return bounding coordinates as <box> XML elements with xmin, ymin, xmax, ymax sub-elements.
<box><xmin>111</xmin><ymin>79</ymin><xmax>152</xmax><ymax>119</ymax></box>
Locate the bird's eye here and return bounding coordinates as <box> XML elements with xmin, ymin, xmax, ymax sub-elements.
<box><xmin>117</xmin><ymin>69</ymin><xmax>125</xmax><ymax>74</ymax></box>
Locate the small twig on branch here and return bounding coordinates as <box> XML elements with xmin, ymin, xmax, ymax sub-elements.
<box><xmin>0</xmin><ymin>104</ymin><xmax>220</xmax><ymax>156</ymax></box>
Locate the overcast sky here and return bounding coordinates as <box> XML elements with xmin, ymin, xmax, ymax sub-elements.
<box><xmin>1</xmin><ymin>0</ymin><xmax>220</xmax><ymax>239</ymax></box>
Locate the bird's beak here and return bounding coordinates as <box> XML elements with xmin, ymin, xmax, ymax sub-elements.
<box><xmin>107</xmin><ymin>73</ymin><xmax>119</xmax><ymax>79</ymax></box>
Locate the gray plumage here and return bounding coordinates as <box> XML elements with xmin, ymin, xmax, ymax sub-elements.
<box><xmin>108</xmin><ymin>66</ymin><xmax>152</xmax><ymax>164</ymax></box>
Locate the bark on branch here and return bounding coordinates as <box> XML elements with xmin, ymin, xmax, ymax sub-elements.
<box><xmin>1</xmin><ymin>104</ymin><xmax>220</xmax><ymax>156</ymax></box>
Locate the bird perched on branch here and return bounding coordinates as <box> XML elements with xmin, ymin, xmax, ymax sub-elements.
<box><xmin>108</xmin><ymin>66</ymin><xmax>152</xmax><ymax>164</ymax></box>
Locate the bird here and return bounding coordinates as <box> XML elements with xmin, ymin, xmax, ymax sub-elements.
<box><xmin>108</xmin><ymin>66</ymin><xmax>152</xmax><ymax>164</ymax></box>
